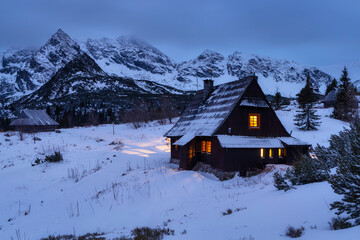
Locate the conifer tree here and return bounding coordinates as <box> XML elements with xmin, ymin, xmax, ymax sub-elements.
<box><xmin>333</xmin><ymin>67</ymin><xmax>357</xmax><ymax>121</ymax></box>
<box><xmin>273</xmin><ymin>91</ymin><xmax>282</xmax><ymax>110</ymax></box>
<box><xmin>328</xmin><ymin>120</ymin><xmax>360</xmax><ymax>226</ymax></box>
<box><xmin>294</xmin><ymin>75</ymin><xmax>321</xmax><ymax>130</ymax></box>
<box><xmin>325</xmin><ymin>78</ymin><xmax>338</xmax><ymax>96</ymax></box>
<box><xmin>273</xmin><ymin>172</ymin><xmax>291</xmax><ymax>191</ymax></box>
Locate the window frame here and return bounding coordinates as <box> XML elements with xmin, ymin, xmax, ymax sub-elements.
<box><xmin>248</xmin><ymin>113</ymin><xmax>261</xmax><ymax>129</ymax></box>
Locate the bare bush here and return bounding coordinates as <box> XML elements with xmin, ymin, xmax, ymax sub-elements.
<box><xmin>67</xmin><ymin>202</ymin><xmax>80</xmax><ymax>218</ymax></box>
<box><xmin>67</xmin><ymin>168</ymin><xmax>80</xmax><ymax>182</ymax></box>
<box><xmin>131</xmin><ymin>227</ymin><xmax>174</xmax><ymax>240</ymax></box>
<box><xmin>285</xmin><ymin>226</ymin><xmax>305</xmax><ymax>238</ymax></box>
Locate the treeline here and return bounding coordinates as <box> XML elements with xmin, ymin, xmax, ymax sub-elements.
<box><xmin>0</xmin><ymin>95</ymin><xmax>181</xmax><ymax>131</ymax></box>
<box><xmin>51</xmin><ymin>96</ymin><xmax>179</xmax><ymax>128</ymax></box>
<box><xmin>0</xmin><ymin>117</ymin><xmax>11</xmax><ymax>131</ymax></box>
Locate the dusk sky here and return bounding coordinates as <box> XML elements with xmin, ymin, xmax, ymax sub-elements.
<box><xmin>1</xmin><ymin>0</ymin><xmax>359</xmax><ymax>66</ymax></box>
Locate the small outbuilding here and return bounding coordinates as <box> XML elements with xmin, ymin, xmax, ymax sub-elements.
<box><xmin>10</xmin><ymin>109</ymin><xmax>59</xmax><ymax>132</ymax></box>
<box><xmin>165</xmin><ymin>76</ymin><xmax>310</xmax><ymax>175</ymax></box>
<box><xmin>322</xmin><ymin>89</ymin><xmax>337</xmax><ymax>108</ymax></box>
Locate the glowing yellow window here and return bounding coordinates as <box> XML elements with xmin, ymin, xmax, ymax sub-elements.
<box><xmin>269</xmin><ymin>149</ymin><xmax>273</xmax><ymax>158</ymax></box>
<box><xmin>278</xmin><ymin>148</ymin><xmax>282</xmax><ymax>158</ymax></box>
<box><xmin>189</xmin><ymin>145</ymin><xmax>195</xmax><ymax>159</ymax></box>
<box><xmin>206</xmin><ymin>141</ymin><xmax>211</xmax><ymax>154</ymax></box>
<box><xmin>260</xmin><ymin>148</ymin><xmax>264</xmax><ymax>158</ymax></box>
<box><xmin>249</xmin><ymin>114</ymin><xmax>260</xmax><ymax>129</ymax></box>
<box><xmin>201</xmin><ymin>141</ymin><xmax>206</xmax><ymax>153</ymax></box>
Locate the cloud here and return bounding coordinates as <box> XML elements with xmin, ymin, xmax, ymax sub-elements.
<box><xmin>0</xmin><ymin>0</ymin><xmax>359</xmax><ymax>65</ymax></box>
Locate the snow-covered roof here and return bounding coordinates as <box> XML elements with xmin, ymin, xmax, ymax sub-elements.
<box><xmin>278</xmin><ymin>137</ymin><xmax>310</xmax><ymax>146</ymax></box>
<box><xmin>323</xmin><ymin>89</ymin><xmax>337</xmax><ymax>102</ymax></box>
<box><xmin>10</xmin><ymin>109</ymin><xmax>59</xmax><ymax>126</ymax></box>
<box><xmin>173</xmin><ymin>133</ymin><xmax>195</xmax><ymax>146</ymax></box>
<box><xmin>165</xmin><ymin>76</ymin><xmax>255</xmax><ymax>137</ymax></box>
<box><xmin>217</xmin><ymin>135</ymin><xmax>284</xmax><ymax>148</ymax></box>
<box><xmin>239</xmin><ymin>98</ymin><xmax>269</xmax><ymax>108</ymax></box>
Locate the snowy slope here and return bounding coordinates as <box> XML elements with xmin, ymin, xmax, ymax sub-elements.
<box><xmin>13</xmin><ymin>53</ymin><xmax>190</xmax><ymax>112</ymax></box>
<box><xmin>1</xmin><ymin>108</ymin><xmax>359</xmax><ymax>239</ymax></box>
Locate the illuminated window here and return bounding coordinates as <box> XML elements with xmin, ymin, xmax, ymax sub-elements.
<box><xmin>206</xmin><ymin>141</ymin><xmax>212</xmax><ymax>154</ymax></box>
<box><xmin>174</xmin><ymin>145</ymin><xmax>178</xmax><ymax>150</ymax></box>
<box><xmin>249</xmin><ymin>114</ymin><xmax>260</xmax><ymax>129</ymax></box>
<box><xmin>189</xmin><ymin>144</ymin><xmax>195</xmax><ymax>159</ymax></box>
<box><xmin>260</xmin><ymin>148</ymin><xmax>264</xmax><ymax>158</ymax></box>
<box><xmin>201</xmin><ymin>141</ymin><xmax>206</xmax><ymax>153</ymax></box>
<box><xmin>269</xmin><ymin>149</ymin><xmax>273</xmax><ymax>158</ymax></box>
<box><xmin>278</xmin><ymin>148</ymin><xmax>282</xmax><ymax>158</ymax></box>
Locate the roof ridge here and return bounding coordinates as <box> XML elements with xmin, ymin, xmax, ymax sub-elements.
<box><xmin>165</xmin><ymin>76</ymin><xmax>256</xmax><ymax>137</ymax></box>
<box><xmin>210</xmin><ymin>78</ymin><xmax>254</xmax><ymax>136</ymax></box>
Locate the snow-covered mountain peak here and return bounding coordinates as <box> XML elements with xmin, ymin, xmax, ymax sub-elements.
<box><xmin>24</xmin><ymin>29</ymin><xmax>82</xmax><ymax>87</ymax></box>
<box><xmin>84</xmin><ymin>35</ymin><xmax>177</xmax><ymax>76</ymax></box>
<box><xmin>177</xmin><ymin>50</ymin><xmax>226</xmax><ymax>79</ymax></box>
<box><xmin>197</xmin><ymin>49</ymin><xmax>224</xmax><ymax>60</ymax></box>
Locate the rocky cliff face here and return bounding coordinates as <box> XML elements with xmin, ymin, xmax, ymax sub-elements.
<box><xmin>176</xmin><ymin>50</ymin><xmax>225</xmax><ymax>82</ymax></box>
<box><xmin>83</xmin><ymin>36</ymin><xmax>177</xmax><ymax>76</ymax></box>
<box><xmin>0</xmin><ymin>29</ymin><xmax>82</xmax><ymax>98</ymax></box>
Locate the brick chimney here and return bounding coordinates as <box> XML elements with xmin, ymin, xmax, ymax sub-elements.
<box><xmin>203</xmin><ymin>79</ymin><xmax>214</xmax><ymax>100</ymax></box>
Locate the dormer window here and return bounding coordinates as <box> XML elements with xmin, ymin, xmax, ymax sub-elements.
<box><xmin>249</xmin><ymin>113</ymin><xmax>260</xmax><ymax>129</ymax></box>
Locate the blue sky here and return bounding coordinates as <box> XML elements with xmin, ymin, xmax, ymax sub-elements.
<box><xmin>0</xmin><ymin>0</ymin><xmax>359</xmax><ymax>66</ymax></box>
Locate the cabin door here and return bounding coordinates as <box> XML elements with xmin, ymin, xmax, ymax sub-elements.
<box><xmin>187</xmin><ymin>141</ymin><xmax>197</xmax><ymax>169</ymax></box>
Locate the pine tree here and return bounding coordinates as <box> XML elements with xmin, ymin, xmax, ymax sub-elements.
<box><xmin>273</xmin><ymin>91</ymin><xmax>282</xmax><ymax>110</ymax></box>
<box><xmin>325</xmin><ymin>78</ymin><xmax>338</xmax><ymax>96</ymax></box>
<box><xmin>273</xmin><ymin>172</ymin><xmax>291</xmax><ymax>191</ymax></box>
<box><xmin>285</xmin><ymin>155</ymin><xmax>329</xmax><ymax>185</ymax></box>
<box><xmin>333</xmin><ymin>67</ymin><xmax>357</xmax><ymax>121</ymax></box>
<box><xmin>294</xmin><ymin>75</ymin><xmax>321</xmax><ymax>130</ymax></box>
<box><xmin>328</xmin><ymin>120</ymin><xmax>360</xmax><ymax>226</ymax></box>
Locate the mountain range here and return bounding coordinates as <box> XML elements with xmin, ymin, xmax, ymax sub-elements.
<box><xmin>0</xmin><ymin>28</ymin><xmax>344</xmax><ymax>105</ymax></box>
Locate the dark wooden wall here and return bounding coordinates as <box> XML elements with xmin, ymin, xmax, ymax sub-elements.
<box><xmin>12</xmin><ymin>125</ymin><xmax>58</xmax><ymax>132</ymax></box>
<box><xmin>216</xmin><ymin>80</ymin><xmax>290</xmax><ymax>137</ymax></box>
<box><xmin>170</xmin><ymin>137</ymin><xmax>180</xmax><ymax>159</ymax></box>
<box><xmin>222</xmin><ymin>147</ymin><xmax>286</xmax><ymax>175</ymax></box>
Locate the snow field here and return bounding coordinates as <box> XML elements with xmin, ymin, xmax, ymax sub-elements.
<box><xmin>0</xmin><ymin>108</ymin><xmax>359</xmax><ymax>239</ymax></box>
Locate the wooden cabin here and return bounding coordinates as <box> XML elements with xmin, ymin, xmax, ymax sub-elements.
<box><xmin>10</xmin><ymin>109</ymin><xmax>59</xmax><ymax>132</ymax></box>
<box><xmin>165</xmin><ymin>76</ymin><xmax>310</xmax><ymax>175</ymax></box>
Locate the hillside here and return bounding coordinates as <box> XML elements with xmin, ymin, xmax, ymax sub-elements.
<box><xmin>8</xmin><ymin>53</ymin><xmax>191</xmax><ymax>125</ymax></box>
